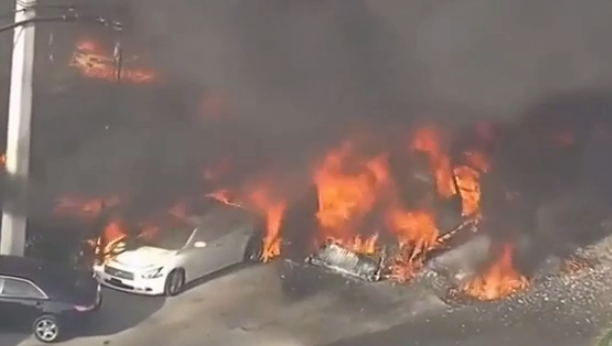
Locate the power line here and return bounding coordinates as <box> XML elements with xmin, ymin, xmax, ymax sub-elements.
<box><xmin>0</xmin><ymin>9</ymin><xmax>122</xmax><ymax>33</ymax></box>
<box><xmin>0</xmin><ymin>4</ymin><xmax>77</xmax><ymax>20</ymax></box>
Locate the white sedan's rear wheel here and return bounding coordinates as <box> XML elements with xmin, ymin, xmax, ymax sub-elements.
<box><xmin>244</xmin><ymin>235</ymin><xmax>264</xmax><ymax>262</ymax></box>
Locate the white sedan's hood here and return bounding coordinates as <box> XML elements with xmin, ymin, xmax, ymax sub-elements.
<box><xmin>112</xmin><ymin>246</ymin><xmax>177</xmax><ymax>269</ymax></box>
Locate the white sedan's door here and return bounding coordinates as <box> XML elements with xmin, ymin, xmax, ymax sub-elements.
<box><xmin>180</xmin><ymin>232</ymin><xmax>214</xmax><ymax>281</ymax></box>
<box><xmin>216</xmin><ymin>225</ymin><xmax>254</xmax><ymax>265</ymax></box>
<box><xmin>184</xmin><ymin>227</ymin><xmax>226</xmax><ymax>280</ymax></box>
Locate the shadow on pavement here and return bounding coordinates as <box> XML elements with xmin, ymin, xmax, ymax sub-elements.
<box><xmin>81</xmin><ymin>288</ymin><xmax>166</xmax><ymax>340</ymax></box>
<box><xmin>181</xmin><ymin>261</ymin><xmax>263</xmax><ymax>294</ymax></box>
<box><xmin>318</xmin><ymin>307</ymin><xmax>597</xmax><ymax>346</ymax></box>
<box><xmin>0</xmin><ymin>332</ymin><xmax>30</xmax><ymax>346</ymax></box>
<box><xmin>0</xmin><ymin>288</ymin><xmax>165</xmax><ymax>346</ymax></box>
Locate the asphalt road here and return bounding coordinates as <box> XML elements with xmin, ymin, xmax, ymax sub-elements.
<box><xmin>1</xmin><ymin>263</ymin><xmax>448</xmax><ymax>346</ymax></box>
<box><xmin>4</xmin><ymin>254</ymin><xmax>612</xmax><ymax>346</ymax></box>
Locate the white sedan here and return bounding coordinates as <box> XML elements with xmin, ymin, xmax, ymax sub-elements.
<box><xmin>94</xmin><ymin>202</ymin><xmax>264</xmax><ymax>296</ymax></box>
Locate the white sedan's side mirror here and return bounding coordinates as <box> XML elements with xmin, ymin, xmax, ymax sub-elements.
<box><xmin>193</xmin><ymin>241</ymin><xmax>207</xmax><ymax>248</ymax></box>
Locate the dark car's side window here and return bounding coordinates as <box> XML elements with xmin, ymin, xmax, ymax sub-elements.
<box><xmin>0</xmin><ymin>278</ymin><xmax>47</xmax><ymax>299</ymax></box>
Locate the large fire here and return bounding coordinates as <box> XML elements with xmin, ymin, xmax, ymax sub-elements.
<box><xmin>51</xmin><ymin>123</ymin><xmax>532</xmax><ymax>300</ymax></box>
<box><xmin>51</xmin><ymin>39</ymin><xmax>594</xmax><ymax>302</ymax></box>
<box><xmin>303</xmin><ymin>127</ymin><xmax>494</xmax><ymax>282</ymax></box>
<box><xmin>32</xmin><ymin>36</ymin><xmax>598</xmax><ymax>303</ymax></box>
<box><xmin>54</xmin><ymin>196</ymin><xmax>126</xmax><ymax>264</ymax></box>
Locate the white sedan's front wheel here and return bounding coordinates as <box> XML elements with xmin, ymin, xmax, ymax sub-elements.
<box><xmin>164</xmin><ymin>269</ymin><xmax>185</xmax><ymax>296</ymax></box>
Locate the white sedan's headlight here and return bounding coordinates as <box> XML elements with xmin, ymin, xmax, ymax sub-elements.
<box><xmin>141</xmin><ymin>267</ymin><xmax>164</xmax><ymax>279</ymax></box>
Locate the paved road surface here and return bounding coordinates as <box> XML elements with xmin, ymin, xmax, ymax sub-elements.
<box><xmin>4</xmin><ymin>257</ymin><xmax>611</xmax><ymax>346</ymax></box>
<box><xmin>1</xmin><ymin>264</ymin><xmax>448</xmax><ymax>346</ymax></box>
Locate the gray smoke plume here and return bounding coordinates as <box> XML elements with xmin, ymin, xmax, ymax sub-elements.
<box><xmin>129</xmin><ymin>0</ymin><xmax>418</xmax><ymax>131</ymax></box>
<box><xmin>130</xmin><ymin>0</ymin><xmax>612</xmax><ymax>119</ymax></box>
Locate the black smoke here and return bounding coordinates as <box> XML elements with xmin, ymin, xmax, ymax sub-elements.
<box><xmin>0</xmin><ymin>0</ymin><xmax>612</xmax><ymax>260</ymax></box>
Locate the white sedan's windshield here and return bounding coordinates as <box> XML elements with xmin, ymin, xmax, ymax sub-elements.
<box><xmin>132</xmin><ymin>217</ymin><xmax>194</xmax><ymax>251</ymax></box>
<box><xmin>146</xmin><ymin>229</ymin><xmax>193</xmax><ymax>250</ymax></box>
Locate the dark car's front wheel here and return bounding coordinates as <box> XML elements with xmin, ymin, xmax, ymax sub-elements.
<box><xmin>33</xmin><ymin>314</ymin><xmax>62</xmax><ymax>343</ymax></box>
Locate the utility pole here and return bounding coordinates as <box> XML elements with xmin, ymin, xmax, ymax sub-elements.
<box><xmin>1</xmin><ymin>0</ymin><xmax>37</xmax><ymax>256</ymax></box>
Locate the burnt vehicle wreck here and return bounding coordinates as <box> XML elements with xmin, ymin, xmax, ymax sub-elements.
<box><xmin>276</xmin><ymin>106</ymin><xmax>612</xmax><ymax>303</ymax></box>
<box><xmin>279</xmin><ymin>219</ymin><xmax>476</xmax><ymax>292</ymax></box>
<box><xmin>306</xmin><ymin>242</ymin><xmax>384</xmax><ymax>282</ymax></box>
<box><xmin>277</xmin><ymin>148</ymin><xmax>480</xmax><ymax>296</ymax></box>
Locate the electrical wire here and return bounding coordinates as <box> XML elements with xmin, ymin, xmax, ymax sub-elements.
<box><xmin>0</xmin><ymin>14</ymin><xmax>77</xmax><ymax>34</ymax></box>
<box><xmin>0</xmin><ymin>2</ymin><xmax>122</xmax><ymax>30</ymax></box>
<box><xmin>0</xmin><ymin>10</ymin><xmax>122</xmax><ymax>34</ymax></box>
<box><xmin>0</xmin><ymin>4</ymin><xmax>78</xmax><ymax>20</ymax></box>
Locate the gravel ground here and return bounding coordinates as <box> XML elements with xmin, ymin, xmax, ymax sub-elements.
<box><xmin>320</xmin><ymin>234</ymin><xmax>612</xmax><ymax>346</ymax></box>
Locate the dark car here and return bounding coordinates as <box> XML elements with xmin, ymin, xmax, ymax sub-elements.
<box><xmin>0</xmin><ymin>255</ymin><xmax>102</xmax><ymax>343</ymax></box>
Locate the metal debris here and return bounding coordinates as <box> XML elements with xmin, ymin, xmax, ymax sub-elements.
<box><xmin>307</xmin><ymin>242</ymin><xmax>383</xmax><ymax>282</ymax></box>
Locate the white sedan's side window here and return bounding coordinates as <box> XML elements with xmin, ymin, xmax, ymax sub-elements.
<box><xmin>193</xmin><ymin>227</ymin><xmax>226</xmax><ymax>245</ymax></box>
<box><xmin>193</xmin><ymin>228</ymin><xmax>211</xmax><ymax>243</ymax></box>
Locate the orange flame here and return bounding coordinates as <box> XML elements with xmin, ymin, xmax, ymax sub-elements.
<box><xmin>410</xmin><ymin>126</ymin><xmax>456</xmax><ymax>198</ymax></box>
<box><xmin>48</xmin><ymin>121</ymin><xmax>519</xmax><ymax>292</ymax></box>
<box><xmin>70</xmin><ymin>39</ymin><xmax>156</xmax><ymax>84</ymax></box>
<box><xmin>455</xmin><ymin>150</ymin><xmax>490</xmax><ymax>217</ymax></box>
<box><xmin>463</xmin><ymin>243</ymin><xmax>528</xmax><ymax>300</ymax></box>
<box><xmin>453</xmin><ymin>166</ymin><xmax>483</xmax><ymax>217</ymax></box>
<box><xmin>310</xmin><ymin>136</ymin><xmax>449</xmax><ymax>281</ymax></box>
<box><xmin>205</xmin><ymin>184</ymin><xmax>287</xmax><ymax>263</ymax></box>
<box><xmin>206</xmin><ymin>189</ymin><xmax>243</xmax><ymax>208</ymax></box>
<box><xmin>54</xmin><ymin>196</ymin><xmax>126</xmax><ymax>264</ymax></box>
<box><xmin>386</xmin><ymin>209</ymin><xmax>440</xmax><ymax>280</ymax></box>
<box><xmin>94</xmin><ymin>219</ymin><xmax>128</xmax><ymax>264</ymax></box>
<box><xmin>313</xmin><ymin>141</ymin><xmax>388</xmax><ymax>251</ymax></box>
<box><xmin>351</xmin><ymin>233</ymin><xmax>379</xmax><ymax>255</ymax></box>
<box><xmin>247</xmin><ymin>187</ymin><xmax>286</xmax><ymax>262</ymax></box>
